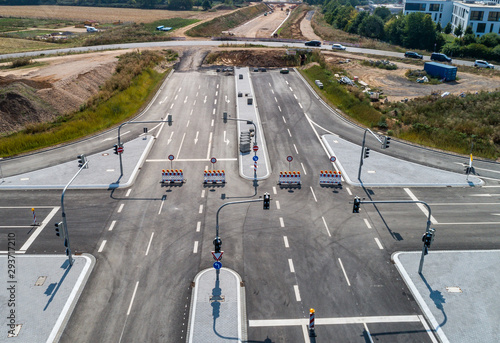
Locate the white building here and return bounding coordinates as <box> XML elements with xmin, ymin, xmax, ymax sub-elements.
<box><xmin>403</xmin><ymin>0</ymin><xmax>500</xmax><ymax>37</ymax></box>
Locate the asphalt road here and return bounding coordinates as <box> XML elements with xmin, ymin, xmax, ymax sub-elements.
<box><xmin>1</xmin><ymin>67</ymin><xmax>499</xmax><ymax>342</ymax></box>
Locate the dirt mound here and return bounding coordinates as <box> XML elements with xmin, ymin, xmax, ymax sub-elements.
<box><xmin>205</xmin><ymin>49</ymin><xmax>296</xmax><ymax>67</ymax></box>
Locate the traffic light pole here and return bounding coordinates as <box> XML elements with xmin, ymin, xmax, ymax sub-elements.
<box><xmin>215</xmin><ymin>198</ymin><xmax>264</xmax><ymax>238</ymax></box>
<box><xmin>355</xmin><ymin>199</ymin><xmax>433</xmax><ymax>274</ymax></box>
<box><xmin>357</xmin><ymin>129</ymin><xmax>383</xmax><ymax>181</ymax></box>
<box><xmin>116</xmin><ymin>120</ymin><xmax>171</xmax><ymax>176</ymax></box>
<box><xmin>60</xmin><ymin>158</ymin><xmax>89</xmax><ymax>267</ymax></box>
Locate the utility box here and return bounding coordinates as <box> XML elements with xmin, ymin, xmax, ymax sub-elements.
<box><xmin>424</xmin><ymin>62</ymin><xmax>457</xmax><ymax>82</ymax></box>
<box><xmin>247</xmin><ymin>97</ymin><xmax>253</xmax><ymax>105</ymax></box>
<box><xmin>239</xmin><ymin>74</ymin><xmax>243</xmax><ymax>79</ymax></box>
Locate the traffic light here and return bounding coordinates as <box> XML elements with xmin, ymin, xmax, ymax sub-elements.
<box><xmin>382</xmin><ymin>136</ymin><xmax>391</xmax><ymax>149</ymax></box>
<box><xmin>213</xmin><ymin>237</ymin><xmax>222</xmax><ymax>253</ymax></box>
<box><xmin>113</xmin><ymin>144</ymin><xmax>119</xmax><ymax>155</ymax></box>
<box><xmin>77</xmin><ymin>154</ymin><xmax>88</xmax><ymax>168</ymax></box>
<box><xmin>223</xmin><ymin>112</ymin><xmax>228</xmax><ymax>123</ymax></box>
<box><xmin>55</xmin><ymin>222</ymin><xmax>63</xmax><ymax>237</ymax></box>
<box><xmin>353</xmin><ymin>196</ymin><xmax>361</xmax><ymax>213</ymax></box>
<box><xmin>167</xmin><ymin>114</ymin><xmax>173</xmax><ymax>126</ymax></box>
<box><xmin>364</xmin><ymin>147</ymin><xmax>370</xmax><ymax>159</ymax></box>
<box><xmin>263</xmin><ymin>193</ymin><xmax>270</xmax><ymax>210</ymax></box>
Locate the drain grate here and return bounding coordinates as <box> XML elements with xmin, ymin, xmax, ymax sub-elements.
<box><xmin>35</xmin><ymin>276</ymin><xmax>47</xmax><ymax>286</ymax></box>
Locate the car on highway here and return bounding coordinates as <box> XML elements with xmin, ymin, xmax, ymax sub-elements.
<box><xmin>280</xmin><ymin>68</ymin><xmax>290</xmax><ymax>74</ymax></box>
<box><xmin>305</xmin><ymin>40</ymin><xmax>321</xmax><ymax>47</ymax></box>
<box><xmin>431</xmin><ymin>52</ymin><xmax>452</xmax><ymax>63</ymax></box>
<box><xmin>332</xmin><ymin>44</ymin><xmax>346</xmax><ymax>50</ymax></box>
<box><xmin>474</xmin><ymin>60</ymin><xmax>494</xmax><ymax>69</ymax></box>
<box><xmin>404</xmin><ymin>51</ymin><xmax>423</xmax><ymax>59</ymax></box>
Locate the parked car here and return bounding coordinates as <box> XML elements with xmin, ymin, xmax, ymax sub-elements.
<box><xmin>404</xmin><ymin>51</ymin><xmax>423</xmax><ymax>59</ymax></box>
<box><xmin>332</xmin><ymin>44</ymin><xmax>346</xmax><ymax>50</ymax></box>
<box><xmin>280</xmin><ymin>68</ymin><xmax>290</xmax><ymax>74</ymax></box>
<box><xmin>85</xmin><ymin>26</ymin><xmax>99</xmax><ymax>33</ymax></box>
<box><xmin>156</xmin><ymin>25</ymin><xmax>172</xmax><ymax>31</ymax></box>
<box><xmin>430</xmin><ymin>53</ymin><xmax>452</xmax><ymax>63</ymax></box>
<box><xmin>474</xmin><ymin>60</ymin><xmax>494</xmax><ymax>69</ymax></box>
<box><xmin>305</xmin><ymin>40</ymin><xmax>321</xmax><ymax>47</ymax></box>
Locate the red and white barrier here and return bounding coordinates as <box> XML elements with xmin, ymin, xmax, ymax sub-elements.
<box><xmin>278</xmin><ymin>171</ymin><xmax>301</xmax><ymax>185</ymax></box>
<box><xmin>204</xmin><ymin>170</ymin><xmax>226</xmax><ymax>184</ymax></box>
<box><xmin>161</xmin><ymin>169</ymin><xmax>184</xmax><ymax>183</ymax></box>
<box><xmin>319</xmin><ymin>170</ymin><xmax>341</xmax><ymax>185</ymax></box>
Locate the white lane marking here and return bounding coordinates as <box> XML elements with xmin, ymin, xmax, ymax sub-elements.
<box><xmin>288</xmin><ymin>259</ymin><xmax>295</xmax><ymax>273</ymax></box>
<box><xmin>282</xmin><ymin>116</ymin><xmax>287</xmax><ymax>124</ymax></box>
<box><xmin>273</xmin><ymin>186</ymin><xmax>277</xmax><ymax>195</ymax></box>
<box><xmin>285</xmin><ymin>80</ymin><xmax>289</xmax><ymax>85</ymax></box>
<box><xmin>293</xmin><ymin>285</ymin><xmax>301</xmax><ymax>302</ymax></box>
<box><xmin>346</xmin><ymin>187</ymin><xmax>352</xmax><ymax>196</ymax></box>
<box><xmin>206</xmin><ymin>132</ymin><xmax>213</xmax><ymax>160</ymax></box>
<box><xmin>310</xmin><ymin>186</ymin><xmax>317</xmax><ymax>202</ymax></box>
<box><xmin>278</xmin><ymin>105</ymin><xmax>282</xmax><ymax>112</ymax></box>
<box><xmin>279</xmin><ymin>217</ymin><xmax>285</xmax><ymax>227</ymax></box>
<box><xmin>196</xmin><ymin>222</ymin><xmax>201</xmax><ymax>232</ymax></box>
<box><xmin>199</xmin><ymin>205</ymin><xmax>203</xmax><ymax>214</ymax></box>
<box><xmin>194</xmin><ymin>131</ymin><xmax>199</xmax><ymax>144</ymax></box>
<box><xmin>289</xmin><ymin>87</ymin><xmax>293</xmax><ymax>92</ymax></box>
<box><xmin>435</xmin><ymin>221</ymin><xmax>500</xmax><ymax>225</ymax></box>
<box><xmin>201</xmin><ymin>190</ymin><xmax>205</xmax><ymax>198</ymax></box>
<box><xmin>374</xmin><ymin>238</ymin><xmax>384</xmax><ymax>249</ymax></box>
<box><xmin>170</xmin><ymin>103</ymin><xmax>174</xmax><ymax>109</ymax></box>
<box><xmin>193</xmin><ymin>241</ymin><xmax>199</xmax><ymax>254</ymax></box>
<box><xmin>275</xmin><ymin>97</ymin><xmax>278</xmax><ymax>102</ymax></box>
<box><xmin>147</xmin><ymin>158</ymin><xmax>237</xmax><ymax>162</ymax></box>
<box><xmin>404</xmin><ymin>188</ymin><xmax>438</xmax><ymax>224</ymax></box>
<box><xmin>184</xmin><ymin>96</ymin><xmax>188</xmax><ymax>103</ymax></box>
<box><xmin>419</xmin><ymin>315</ymin><xmax>440</xmax><ymax>343</ymax></box>
<box><xmin>301</xmin><ymin>325</ymin><xmax>309</xmax><ymax>343</ymax></box>
<box><xmin>156</xmin><ymin>122</ymin><xmax>165</xmax><ymax>138</ymax></box>
<box><xmin>301</xmin><ymin>163</ymin><xmax>307</xmax><ymax>175</ymax></box>
<box><xmin>269</xmin><ymin>82</ymin><xmax>272</xmax><ymax>87</ymax></box>
<box><xmin>469</xmin><ymin>194</ymin><xmax>500</xmax><ymax>197</ymax></box>
<box><xmin>158</xmin><ymin>197</ymin><xmax>165</xmax><ymax>214</ymax></box>
<box><xmin>118</xmin><ymin>204</ymin><xmax>124</xmax><ymax>213</ymax></box>
<box><xmin>204</xmin><ymin>95</ymin><xmax>207</xmax><ymax>103</ymax></box>
<box><xmin>211</xmin><ymin>119</ymin><xmax>214</xmax><ymax>127</ymax></box>
<box><xmin>364</xmin><ymin>323</ymin><xmax>374</xmax><ymax>343</ymax></box>
<box><xmin>108</xmin><ymin>220</ymin><xmax>116</xmax><ymax>231</ymax></box>
<box><xmin>145</xmin><ymin>232</ymin><xmax>154</xmax><ymax>256</ymax></box>
<box><xmin>174</xmin><ymin>94</ymin><xmax>178</xmax><ymax>100</ymax></box>
<box><xmin>215</xmin><ymin>90</ymin><xmax>218</xmax><ymax>96</ymax></box>
<box><xmin>283</xmin><ymin>236</ymin><xmax>289</xmax><ymax>248</ymax></box>
<box><xmin>192</xmin><ymin>100</ymin><xmax>196</xmax><ymax>106</ymax></box>
<box><xmin>160</xmin><ymin>95</ymin><xmax>168</xmax><ymax>104</ymax></box>
<box><xmin>167</xmin><ymin>131</ymin><xmax>174</xmax><ymax>145</ymax></box>
<box><xmin>126</xmin><ymin>281</ymin><xmax>139</xmax><ymax>316</ymax></box>
<box><xmin>364</xmin><ymin>218</ymin><xmax>372</xmax><ymax>229</ymax></box>
<box><xmin>338</xmin><ymin>258</ymin><xmax>351</xmax><ymax>286</ymax></box>
<box><xmin>322</xmin><ymin>216</ymin><xmax>331</xmax><ymax>237</ymax></box>
<box><xmin>249</xmin><ymin>315</ymin><xmax>422</xmax><ymax>327</ymax></box>
<box><xmin>214</xmin><ymin>99</ymin><xmax>217</xmax><ymax>105</ymax></box>
<box><xmin>294</xmin><ymin>144</ymin><xmax>298</xmax><ymax>154</ymax></box>
<box><xmin>98</xmin><ymin>240</ymin><xmax>107</xmax><ymax>253</ymax></box>
<box><xmin>287</xmin><ymin>129</ymin><xmax>292</xmax><ymax>137</ymax></box>
<box><xmin>217</xmin><ymin>84</ymin><xmax>219</xmax><ymax>89</ymax></box>
<box><xmin>212</xmin><ymin>108</ymin><xmax>216</xmax><ymax>115</ymax></box>
<box><xmin>299</xmin><ymin>103</ymin><xmax>303</xmax><ymax>109</ymax></box>
<box><xmin>186</xmin><ymin>120</ymin><xmax>190</xmax><ymax>128</ymax></box>
<box><xmin>276</xmin><ymin>201</ymin><xmax>280</xmax><ymax>210</ymax></box>
<box><xmin>18</xmin><ymin>207</ymin><xmax>59</xmax><ymax>252</ymax></box>
<box><xmin>293</xmin><ymin>94</ymin><xmax>298</xmax><ymax>100</ymax></box>
<box><xmin>271</xmin><ymin>89</ymin><xmax>274</xmax><ymax>94</ymax></box>
<box><xmin>176</xmin><ymin>132</ymin><xmax>186</xmax><ymax>158</ymax></box>
<box><xmin>125</xmin><ymin>189</ymin><xmax>132</xmax><ymax>197</ymax></box>
<box><xmin>178</xmin><ymin>87</ymin><xmax>182</xmax><ymax>93</ymax></box>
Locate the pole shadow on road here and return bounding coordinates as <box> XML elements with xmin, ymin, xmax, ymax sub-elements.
<box><xmin>211</xmin><ymin>269</ymin><xmax>242</xmax><ymax>342</ymax></box>
<box><xmin>362</xmin><ymin>187</ymin><xmax>404</xmax><ymax>241</ymax></box>
<box><xmin>43</xmin><ymin>259</ymin><xmax>72</xmax><ymax>311</ymax></box>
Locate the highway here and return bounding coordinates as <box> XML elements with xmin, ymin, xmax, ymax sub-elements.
<box><xmin>1</xmin><ymin>66</ymin><xmax>499</xmax><ymax>342</ymax></box>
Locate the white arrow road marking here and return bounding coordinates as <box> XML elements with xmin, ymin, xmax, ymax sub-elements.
<box><xmin>167</xmin><ymin>131</ymin><xmax>173</xmax><ymax>145</ymax></box>
<box><xmin>194</xmin><ymin>131</ymin><xmax>199</xmax><ymax>144</ymax></box>
<box><xmin>103</xmin><ymin>131</ymin><xmax>130</xmax><ymax>142</ymax></box>
<box><xmin>159</xmin><ymin>95</ymin><xmax>168</xmax><ymax>104</ymax></box>
<box><xmin>223</xmin><ymin>131</ymin><xmax>230</xmax><ymax>145</ymax></box>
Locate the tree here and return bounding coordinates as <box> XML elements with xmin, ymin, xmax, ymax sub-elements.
<box><xmin>202</xmin><ymin>0</ymin><xmax>211</xmax><ymax>10</ymax></box>
<box><xmin>454</xmin><ymin>23</ymin><xmax>463</xmax><ymax>37</ymax></box>
<box><xmin>464</xmin><ymin>25</ymin><xmax>474</xmax><ymax>35</ymax></box>
<box><xmin>478</xmin><ymin>33</ymin><xmax>500</xmax><ymax>48</ymax></box>
<box><xmin>358</xmin><ymin>15</ymin><xmax>385</xmax><ymax>40</ymax></box>
<box><xmin>384</xmin><ymin>15</ymin><xmax>405</xmax><ymax>46</ymax></box>
<box><xmin>403</xmin><ymin>12</ymin><xmax>436</xmax><ymax>50</ymax></box>
<box><xmin>436</xmin><ymin>22</ymin><xmax>442</xmax><ymax>33</ymax></box>
<box><xmin>335</xmin><ymin>6</ymin><xmax>356</xmax><ymax>31</ymax></box>
<box><xmin>374</xmin><ymin>6</ymin><xmax>392</xmax><ymax>22</ymax></box>
<box><xmin>347</xmin><ymin>10</ymin><xmax>369</xmax><ymax>34</ymax></box>
<box><xmin>168</xmin><ymin>0</ymin><xmax>193</xmax><ymax>9</ymax></box>
<box><xmin>444</xmin><ymin>22</ymin><xmax>452</xmax><ymax>34</ymax></box>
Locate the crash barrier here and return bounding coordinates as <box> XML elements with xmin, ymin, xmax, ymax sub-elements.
<box><xmin>278</xmin><ymin>171</ymin><xmax>301</xmax><ymax>185</ymax></box>
<box><xmin>161</xmin><ymin>169</ymin><xmax>184</xmax><ymax>183</ymax></box>
<box><xmin>204</xmin><ymin>170</ymin><xmax>226</xmax><ymax>184</ymax></box>
<box><xmin>319</xmin><ymin>170</ymin><xmax>341</xmax><ymax>185</ymax></box>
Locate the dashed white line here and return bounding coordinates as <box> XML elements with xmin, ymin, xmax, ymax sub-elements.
<box><xmin>346</xmin><ymin>187</ymin><xmax>352</xmax><ymax>196</ymax></box>
<box><xmin>299</xmin><ymin>103</ymin><xmax>303</xmax><ymax>109</ymax></box>
<box><xmin>117</xmin><ymin>204</ymin><xmax>124</xmax><ymax>213</ymax></box>
<box><xmin>287</xmin><ymin>129</ymin><xmax>292</xmax><ymax>137</ymax></box>
<box><xmin>275</xmin><ymin>97</ymin><xmax>278</xmax><ymax>102</ymax></box>
<box><xmin>214</xmin><ymin>99</ymin><xmax>217</xmax><ymax>105</ymax></box>
<box><xmin>204</xmin><ymin>95</ymin><xmax>207</xmax><ymax>103</ymax></box>
<box><xmin>215</xmin><ymin>90</ymin><xmax>218</xmax><ymax>96</ymax></box>
<box><xmin>201</xmin><ymin>190</ymin><xmax>205</xmax><ymax>198</ymax></box>
<box><xmin>193</xmin><ymin>100</ymin><xmax>196</xmax><ymax>106</ymax></box>
<box><xmin>293</xmin><ymin>94</ymin><xmax>298</xmax><ymax>100</ymax></box>
<box><xmin>310</xmin><ymin>186</ymin><xmax>317</xmax><ymax>202</ymax></box>
<box><xmin>217</xmin><ymin>84</ymin><xmax>219</xmax><ymax>89</ymax></box>
<box><xmin>283</xmin><ymin>236</ymin><xmax>289</xmax><ymax>248</ymax></box>
<box><xmin>301</xmin><ymin>163</ymin><xmax>307</xmax><ymax>175</ymax></box>
<box><xmin>158</xmin><ymin>197</ymin><xmax>165</xmax><ymax>214</ymax></box>
<box><xmin>178</xmin><ymin>87</ymin><xmax>182</xmax><ymax>93</ymax></box>
<box><xmin>279</xmin><ymin>217</ymin><xmax>285</xmax><ymax>227</ymax></box>
<box><xmin>276</xmin><ymin>201</ymin><xmax>280</xmax><ymax>210</ymax></box>
<box><xmin>126</xmin><ymin>281</ymin><xmax>139</xmax><ymax>316</ymax></box>
<box><xmin>211</xmin><ymin>119</ymin><xmax>214</xmax><ymax>127</ymax></box>
<box><xmin>374</xmin><ymin>238</ymin><xmax>384</xmax><ymax>249</ymax></box>
<box><xmin>199</xmin><ymin>205</ymin><xmax>203</xmax><ymax>214</ymax></box>
<box><xmin>338</xmin><ymin>258</ymin><xmax>351</xmax><ymax>286</ymax></box>
<box><xmin>282</xmin><ymin>116</ymin><xmax>287</xmax><ymax>123</ymax></box>
<box><xmin>273</xmin><ymin>186</ymin><xmax>277</xmax><ymax>195</ymax></box>
<box><xmin>322</xmin><ymin>216</ymin><xmax>331</xmax><ymax>237</ymax></box>
<box><xmin>145</xmin><ymin>232</ymin><xmax>154</xmax><ymax>256</ymax></box>
<box><xmin>293</xmin><ymin>285</ymin><xmax>301</xmax><ymax>301</ymax></box>
<box><xmin>193</xmin><ymin>241</ymin><xmax>199</xmax><ymax>253</ymax></box>
<box><xmin>212</xmin><ymin>108</ymin><xmax>216</xmax><ymax>115</ymax></box>
<box><xmin>271</xmin><ymin>89</ymin><xmax>274</xmax><ymax>94</ymax></box>
<box><xmin>285</xmin><ymin>80</ymin><xmax>289</xmax><ymax>85</ymax></box>
<box><xmin>174</xmin><ymin>94</ymin><xmax>178</xmax><ymax>100</ymax></box>
<box><xmin>98</xmin><ymin>240</ymin><xmax>107</xmax><ymax>253</ymax></box>
<box><xmin>196</xmin><ymin>221</ymin><xmax>201</xmax><ymax>232</ymax></box>
<box><xmin>186</xmin><ymin>120</ymin><xmax>190</xmax><ymax>128</ymax></box>
<box><xmin>278</xmin><ymin>105</ymin><xmax>282</xmax><ymax>112</ymax></box>
<box><xmin>170</xmin><ymin>103</ymin><xmax>174</xmax><ymax>109</ymax></box>
<box><xmin>364</xmin><ymin>219</ymin><xmax>372</xmax><ymax>229</ymax></box>
<box><xmin>289</xmin><ymin>87</ymin><xmax>293</xmax><ymax>92</ymax></box>
<box><xmin>293</xmin><ymin>144</ymin><xmax>298</xmax><ymax>154</ymax></box>
<box><xmin>125</xmin><ymin>189</ymin><xmax>132</xmax><ymax>197</ymax></box>
<box><xmin>184</xmin><ymin>96</ymin><xmax>188</xmax><ymax>103</ymax></box>
<box><xmin>108</xmin><ymin>220</ymin><xmax>116</xmax><ymax>231</ymax></box>
<box><xmin>288</xmin><ymin>259</ymin><xmax>295</xmax><ymax>273</ymax></box>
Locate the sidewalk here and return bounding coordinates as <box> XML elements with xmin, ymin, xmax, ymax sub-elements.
<box><xmin>393</xmin><ymin>250</ymin><xmax>500</xmax><ymax>343</ymax></box>
<box><xmin>187</xmin><ymin>267</ymin><xmax>247</xmax><ymax>343</ymax></box>
<box><xmin>0</xmin><ymin>254</ymin><xmax>95</xmax><ymax>342</ymax></box>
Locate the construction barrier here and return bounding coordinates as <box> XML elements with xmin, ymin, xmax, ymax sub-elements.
<box><xmin>161</xmin><ymin>169</ymin><xmax>185</xmax><ymax>183</ymax></box>
<box><xmin>278</xmin><ymin>171</ymin><xmax>301</xmax><ymax>185</ymax></box>
<box><xmin>204</xmin><ymin>170</ymin><xmax>226</xmax><ymax>184</ymax></box>
<box><xmin>319</xmin><ymin>170</ymin><xmax>341</xmax><ymax>185</ymax></box>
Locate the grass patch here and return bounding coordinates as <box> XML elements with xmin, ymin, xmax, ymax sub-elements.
<box><xmin>0</xmin><ymin>37</ymin><xmax>60</xmax><ymax>54</ymax></box>
<box><xmin>144</xmin><ymin>18</ymin><xmax>200</xmax><ymax>32</ymax></box>
<box><xmin>186</xmin><ymin>3</ymin><xmax>268</xmax><ymax>37</ymax></box>
<box><xmin>0</xmin><ymin>17</ymin><xmax>76</xmax><ymax>33</ymax></box>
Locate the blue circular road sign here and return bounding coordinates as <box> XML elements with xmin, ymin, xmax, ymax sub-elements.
<box><xmin>253</xmin><ymin>155</ymin><xmax>259</xmax><ymax>162</ymax></box>
<box><xmin>213</xmin><ymin>261</ymin><xmax>222</xmax><ymax>270</ymax></box>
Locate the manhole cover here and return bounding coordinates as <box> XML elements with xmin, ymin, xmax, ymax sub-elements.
<box><xmin>35</xmin><ymin>276</ymin><xmax>47</xmax><ymax>286</ymax></box>
<box><xmin>446</xmin><ymin>286</ymin><xmax>462</xmax><ymax>293</ymax></box>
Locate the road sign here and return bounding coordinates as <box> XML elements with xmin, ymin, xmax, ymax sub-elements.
<box><xmin>213</xmin><ymin>261</ymin><xmax>222</xmax><ymax>270</ymax></box>
<box><xmin>211</xmin><ymin>157</ymin><xmax>217</xmax><ymax>164</ymax></box>
<box><xmin>168</xmin><ymin>154</ymin><xmax>174</xmax><ymax>161</ymax></box>
<box><xmin>287</xmin><ymin>156</ymin><xmax>293</xmax><ymax>162</ymax></box>
<box><xmin>117</xmin><ymin>146</ymin><xmax>124</xmax><ymax>154</ymax></box>
<box><xmin>253</xmin><ymin>155</ymin><xmax>259</xmax><ymax>162</ymax></box>
<box><xmin>330</xmin><ymin>156</ymin><xmax>336</xmax><ymax>162</ymax></box>
<box><xmin>212</xmin><ymin>251</ymin><xmax>223</xmax><ymax>261</ymax></box>
<box><xmin>253</xmin><ymin>145</ymin><xmax>259</xmax><ymax>152</ymax></box>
